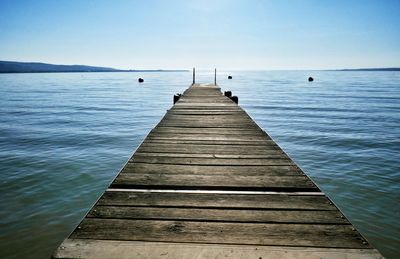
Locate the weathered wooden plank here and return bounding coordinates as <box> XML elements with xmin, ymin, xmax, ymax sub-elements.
<box><xmin>156</xmin><ymin>124</ymin><xmax>259</xmax><ymax>129</ymax></box>
<box><xmin>112</xmin><ymin>174</ymin><xmax>315</xmax><ymax>190</ymax></box>
<box><xmin>87</xmin><ymin>206</ymin><xmax>348</xmax><ymax>224</ymax></box>
<box><xmin>136</xmin><ymin>145</ymin><xmax>282</xmax><ymax>155</ymax></box>
<box><xmin>180</xmin><ymin>92</ymin><xmax>222</xmax><ymax>95</ymax></box>
<box><xmin>121</xmin><ymin>163</ymin><xmax>303</xmax><ymax>176</ymax></box>
<box><xmin>71</xmin><ymin>219</ymin><xmax>368</xmax><ymax>248</ymax></box>
<box><xmin>142</xmin><ymin>139</ymin><xmax>277</xmax><ymax>145</ymax></box>
<box><xmin>163</xmin><ymin>114</ymin><xmax>253</xmax><ymax>119</ymax></box>
<box><xmin>97</xmin><ymin>191</ymin><xmax>333</xmax><ymax>210</ymax></box>
<box><xmin>173</xmin><ymin>103</ymin><xmax>238</xmax><ymax>107</ymax></box>
<box><xmin>160</xmin><ymin>118</ymin><xmax>252</xmax><ymax>123</ymax></box>
<box><xmin>138</xmin><ymin>141</ymin><xmax>279</xmax><ymax>148</ymax></box>
<box><xmin>171</xmin><ymin>107</ymin><xmax>242</xmax><ymax>111</ymax></box>
<box><xmin>167</xmin><ymin>111</ymin><xmax>246</xmax><ymax>115</ymax></box>
<box><xmin>160</xmin><ymin>117</ymin><xmax>254</xmax><ymax>123</ymax></box>
<box><xmin>180</xmin><ymin>92</ymin><xmax>223</xmax><ymax>96</ymax></box>
<box><xmin>134</xmin><ymin>152</ymin><xmax>286</xmax><ymax>159</ymax></box>
<box><xmin>180</xmin><ymin>92</ymin><xmax>223</xmax><ymax>95</ymax></box>
<box><xmin>176</xmin><ymin>99</ymin><xmax>233</xmax><ymax>103</ymax></box>
<box><xmin>53</xmin><ymin>239</ymin><xmax>383</xmax><ymax>259</ymax></box>
<box><xmin>151</xmin><ymin>127</ymin><xmax>266</xmax><ymax>135</ymax></box>
<box><xmin>130</xmin><ymin>156</ymin><xmax>294</xmax><ymax>166</ymax></box>
<box><xmin>158</xmin><ymin>120</ymin><xmax>256</xmax><ymax>126</ymax></box>
<box><xmin>137</xmin><ymin>143</ymin><xmax>282</xmax><ymax>153</ymax></box>
<box><xmin>147</xmin><ymin>133</ymin><xmax>270</xmax><ymax>141</ymax></box>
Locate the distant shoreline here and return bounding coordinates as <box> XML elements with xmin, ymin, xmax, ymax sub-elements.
<box><xmin>334</xmin><ymin>68</ymin><xmax>400</xmax><ymax>72</ymax></box>
<box><xmin>0</xmin><ymin>60</ymin><xmax>188</xmax><ymax>73</ymax></box>
<box><xmin>0</xmin><ymin>70</ymin><xmax>189</xmax><ymax>74</ymax></box>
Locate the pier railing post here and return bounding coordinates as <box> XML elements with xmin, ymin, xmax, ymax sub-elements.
<box><xmin>193</xmin><ymin>67</ymin><xmax>195</xmax><ymax>85</ymax></box>
<box><xmin>214</xmin><ymin>68</ymin><xmax>217</xmax><ymax>85</ymax></box>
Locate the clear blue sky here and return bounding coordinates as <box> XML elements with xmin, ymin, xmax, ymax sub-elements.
<box><xmin>0</xmin><ymin>0</ymin><xmax>399</xmax><ymax>69</ymax></box>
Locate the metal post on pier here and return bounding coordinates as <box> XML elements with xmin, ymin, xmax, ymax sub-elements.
<box><xmin>192</xmin><ymin>67</ymin><xmax>195</xmax><ymax>85</ymax></box>
<box><xmin>214</xmin><ymin>68</ymin><xmax>217</xmax><ymax>85</ymax></box>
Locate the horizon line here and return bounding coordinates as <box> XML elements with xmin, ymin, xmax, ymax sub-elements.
<box><xmin>1</xmin><ymin>60</ymin><xmax>400</xmax><ymax>72</ymax></box>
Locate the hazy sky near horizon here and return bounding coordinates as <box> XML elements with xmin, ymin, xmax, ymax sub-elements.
<box><xmin>1</xmin><ymin>0</ymin><xmax>399</xmax><ymax>70</ymax></box>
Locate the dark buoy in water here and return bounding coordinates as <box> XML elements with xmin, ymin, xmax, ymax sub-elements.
<box><xmin>138</xmin><ymin>78</ymin><xmax>144</xmax><ymax>83</ymax></box>
<box><xmin>228</xmin><ymin>75</ymin><xmax>232</xmax><ymax>79</ymax></box>
<box><xmin>308</xmin><ymin>77</ymin><xmax>314</xmax><ymax>82</ymax></box>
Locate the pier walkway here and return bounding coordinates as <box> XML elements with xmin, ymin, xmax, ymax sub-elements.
<box><xmin>53</xmin><ymin>83</ymin><xmax>382</xmax><ymax>258</ymax></box>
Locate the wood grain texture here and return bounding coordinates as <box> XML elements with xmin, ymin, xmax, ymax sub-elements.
<box><xmin>146</xmin><ymin>133</ymin><xmax>270</xmax><ymax>141</ymax></box>
<box><xmin>71</xmin><ymin>219</ymin><xmax>369</xmax><ymax>248</ymax></box>
<box><xmin>53</xmin><ymin>239</ymin><xmax>383</xmax><ymax>259</ymax></box>
<box><xmin>111</xmin><ymin>174</ymin><xmax>315</xmax><ymax>190</ymax></box>
<box><xmin>121</xmin><ymin>163</ymin><xmax>303</xmax><ymax>176</ymax></box>
<box><xmin>87</xmin><ymin>205</ymin><xmax>348</xmax><ymax>224</ymax></box>
<box><xmin>97</xmin><ymin>191</ymin><xmax>334</xmax><ymax>210</ymax></box>
<box><xmin>130</xmin><ymin>156</ymin><xmax>295</xmax><ymax>166</ymax></box>
<box><xmin>151</xmin><ymin>126</ymin><xmax>266</xmax><ymax>134</ymax></box>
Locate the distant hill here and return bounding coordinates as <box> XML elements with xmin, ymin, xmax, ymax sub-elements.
<box><xmin>0</xmin><ymin>60</ymin><xmax>124</xmax><ymax>73</ymax></box>
<box><xmin>337</xmin><ymin>68</ymin><xmax>400</xmax><ymax>71</ymax></box>
<box><xmin>0</xmin><ymin>61</ymin><xmax>188</xmax><ymax>73</ymax></box>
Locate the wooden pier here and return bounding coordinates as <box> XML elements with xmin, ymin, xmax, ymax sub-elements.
<box><xmin>53</xmin><ymin>83</ymin><xmax>382</xmax><ymax>258</ymax></box>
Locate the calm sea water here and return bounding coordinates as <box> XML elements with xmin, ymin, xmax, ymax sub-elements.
<box><xmin>0</xmin><ymin>71</ymin><xmax>399</xmax><ymax>258</ymax></box>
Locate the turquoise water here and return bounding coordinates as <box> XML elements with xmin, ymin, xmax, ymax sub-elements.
<box><xmin>0</xmin><ymin>71</ymin><xmax>399</xmax><ymax>258</ymax></box>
